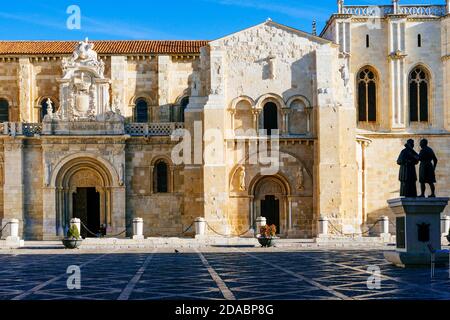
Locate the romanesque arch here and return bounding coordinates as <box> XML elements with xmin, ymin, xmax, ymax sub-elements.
<box><xmin>51</xmin><ymin>155</ymin><xmax>118</xmax><ymax>237</ymax></box>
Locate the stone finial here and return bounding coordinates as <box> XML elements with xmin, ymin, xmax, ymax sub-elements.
<box><xmin>447</xmin><ymin>0</ymin><xmax>450</xmax><ymax>15</ymax></box>
<box><xmin>312</xmin><ymin>20</ymin><xmax>317</xmax><ymax>36</ymax></box>
<box><xmin>392</xmin><ymin>0</ymin><xmax>400</xmax><ymax>14</ymax></box>
<box><xmin>337</xmin><ymin>0</ymin><xmax>344</xmax><ymax>14</ymax></box>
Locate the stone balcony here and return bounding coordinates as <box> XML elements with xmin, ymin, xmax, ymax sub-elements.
<box><xmin>0</xmin><ymin>122</ymin><xmax>185</xmax><ymax>137</ymax></box>
<box><xmin>341</xmin><ymin>5</ymin><xmax>447</xmax><ymax>17</ymax></box>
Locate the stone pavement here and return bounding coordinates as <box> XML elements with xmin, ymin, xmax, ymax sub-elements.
<box><xmin>0</xmin><ymin>247</ymin><xmax>449</xmax><ymax>300</ymax></box>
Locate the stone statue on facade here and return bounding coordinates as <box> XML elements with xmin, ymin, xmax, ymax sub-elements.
<box><xmin>239</xmin><ymin>167</ymin><xmax>246</xmax><ymax>191</ymax></box>
<box><xmin>397</xmin><ymin>139</ymin><xmax>420</xmax><ymax>198</ymax></box>
<box><xmin>339</xmin><ymin>59</ymin><xmax>351</xmax><ymax>93</ymax></box>
<box><xmin>296</xmin><ymin>166</ymin><xmax>305</xmax><ymax>191</ymax></box>
<box><xmin>419</xmin><ymin>139</ymin><xmax>438</xmax><ymax>198</ymax></box>
<box><xmin>44</xmin><ymin>161</ymin><xmax>52</xmax><ymax>187</ymax></box>
<box><xmin>43</xmin><ymin>98</ymin><xmax>54</xmax><ymax>122</ymax></box>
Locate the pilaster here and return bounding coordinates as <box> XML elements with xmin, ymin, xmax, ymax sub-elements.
<box><xmin>18</xmin><ymin>58</ymin><xmax>33</xmax><ymax>122</ymax></box>
<box><xmin>2</xmin><ymin>138</ymin><xmax>24</xmax><ymax>237</ymax></box>
<box><xmin>387</xmin><ymin>15</ymin><xmax>407</xmax><ymax>129</ymax></box>
<box><xmin>110</xmin><ymin>56</ymin><xmax>128</xmax><ymax>117</ymax></box>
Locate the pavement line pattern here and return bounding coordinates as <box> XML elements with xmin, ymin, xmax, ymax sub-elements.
<box><xmin>197</xmin><ymin>250</ymin><xmax>236</xmax><ymax>300</ymax></box>
<box><xmin>11</xmin><ymin>252</ymin><xmax>112</xmax><ymax>301</ymax></box>
<box><xmin>117</xmin><ymin>249</ymin><xmax>157</xmax><ymax>300</ymax></box>
<box><xmin>321</xmin><ymin>251</ymin><xmax>450</xmax><ymax>296</ymax></box>
<box><xmin>236</xmin><ymin>249</ymin><xmax>352</xmax><ymax>300</ymax></box>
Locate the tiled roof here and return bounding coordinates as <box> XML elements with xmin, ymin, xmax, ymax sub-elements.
<box><xmin>0</xmin><ymin>40</ymin><xmax>209</xmax><ymax>55</ymax></box>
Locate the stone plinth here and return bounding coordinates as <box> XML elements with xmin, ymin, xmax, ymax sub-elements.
<box><xmin>384</xmin><ymin>197</ymin><xmax>449</xmax><ymax>267</ymax></box>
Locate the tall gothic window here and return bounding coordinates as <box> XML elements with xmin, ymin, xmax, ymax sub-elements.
<box><xmin>154</xmin><ymin>160</ymin><xmax>169</xmax><ymax>193</ymax></box>
<box><xmin>135</xmin><ymin>98</ymin><xmax>148</xmax><ymax>123</ymax></box>
<box><xmin>179</xmin><ymin>97</ymin><xmax>189</xmax><ymax>122</ymax></box>
<box><xmin>409</xmin><ymin>67</ymin><xmax>429</xmax><ymax>123</ymax></box>
<box><xmin>263</xmin><ymin>102</ymin><xmax>278</xmax><ymax>135</ymax></box>
<box><xmin>357</xmin><ymin>67</ymin><xmax>377</xmax><ymax>122</ymax></box>
<box><xmin>0</xmin><ymin>99</ymin><xmax>9</xmax><ymax>122</ymax></box>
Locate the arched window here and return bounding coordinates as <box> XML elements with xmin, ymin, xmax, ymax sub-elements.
<box><xmin>263</xmin><ymin>102</ymin><xmax>278</xmax><ymax>135</ymax></box>
<box><xmin>357</xmin><ymin>67</ymin><xmax>377</xmax><ymax>122</ymax></box>
<box><xmin>179</xmin><ymin>97</ymin><xmax>189</xmax><ymax>122</ymax></box>
<box><xmin>409</xmin><ymin>67</ymin><xmax>429</xmax><ymax>123</ymax></box>
<box><xmin>154</xmin><ymin>160</ymin><xmax>169</xmax><ymax>193</ymax></box>
<box><xmin>135</xmin><ymin>98</ymin><xmax>148</xmax><ymax>123</ymax></box>
<box><xmin>0</xmin><ymin>99</ymin><xmax>9</xmax><ymax>122</ymax></box>
<box><xmin>40</xmin><ymin>98</ymin><xmax>57</xmax><ymax>122</ymax></box>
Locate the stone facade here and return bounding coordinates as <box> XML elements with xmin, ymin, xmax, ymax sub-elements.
<box><xmin>0</xmin><ymin>1</ymin><xmax>448</xmax><ymax>240</ymax></box>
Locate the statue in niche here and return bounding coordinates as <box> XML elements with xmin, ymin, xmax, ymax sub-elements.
<box><xmin>119</xmin><ymin>163</ymin><xmax>124</xmax><ymax>186</ymax></box>
<box><xmin>190</xmin><ymin>73</ymin><xmax>200</xmax><ymax>96</ymax></box>
<box><xmin>397</xmin><ymin>139</ymin><xmax>420</xmax><ymax>198</ymax></box>
<box><xmin>43</xmin><ymin>98</ymin><xmax>54</xmax><ymax>122</ymax></box>
<box><xmin>239</xmin><ymin>167</ymin><xmax>246</xmax><ymax>191</ymax></box>
<box><xmin>296</xmin><ymin>166</ymin><xmax>305</xmax><ymax>191</ymax></box>
<box><xmin>44</xmin><ymin>161</ymin><xmax>52</xmax><ymax>187</ymax></box>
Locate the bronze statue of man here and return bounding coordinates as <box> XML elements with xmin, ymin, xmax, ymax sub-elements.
<box><xmin>397</xmin><ymin>139</ymin><xmax>419</xmax><ymax>198</ymax></box>
<box><xmin>419</xmin><ymin>139</ymin><xmax>438</xmax><ymax>198</ymax></box>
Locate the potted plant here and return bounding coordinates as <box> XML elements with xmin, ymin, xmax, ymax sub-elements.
<box><xmin>257</xmin><ymin>224</ymin><xmax>278</xmax><ymax>247</ymax></box>
<box><xmin>62</xmin><ymin>224</ymin><xmax>83</xmax><ymax>249</ymax></box>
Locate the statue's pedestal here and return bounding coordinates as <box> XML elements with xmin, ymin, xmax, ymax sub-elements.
<box><xmin>384</xmin><ymin>197</ymin><xmax>449</xmax><ymax>267</ymax></box>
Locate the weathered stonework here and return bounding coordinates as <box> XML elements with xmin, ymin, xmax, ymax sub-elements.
<box><xmin>0</xmin><ymin>2</ymin><xmax>448</xmax><ymax>240</ymax></box>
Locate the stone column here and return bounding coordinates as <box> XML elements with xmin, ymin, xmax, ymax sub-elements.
<box><xmin>2</xmin><ymin>139</ymin><xmax>24</xmax><ymax>237</ymax></box>
<box><xmin>110</xmin><ymin>186</ymin><xmax>126</xmax><ymax>237</ymax></box>
<box><xmin>388</xmin><ymin>17</ymin><xmax>407</xmax><ymax>129</ymax></box>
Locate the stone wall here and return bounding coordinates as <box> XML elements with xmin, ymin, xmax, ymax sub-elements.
<box><xmin>362</xmin><ymin>134</ymin><xmax>450</xmax><ymax>230</ymax></box>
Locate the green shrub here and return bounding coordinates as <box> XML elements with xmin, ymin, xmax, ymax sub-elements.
<box><xmin>67</xmin><ymin>224</ymin><xmax>81</xmax><ymax>239</ymax></box>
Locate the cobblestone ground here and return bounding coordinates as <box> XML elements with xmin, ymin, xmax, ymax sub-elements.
<box><xmin>0</xmin><ymin>248</ymin><xmax>449</xmax><ymax>300</ymax></box>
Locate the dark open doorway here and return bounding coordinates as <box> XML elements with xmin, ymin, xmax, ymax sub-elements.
<box><xmin>261</xmin><ymin>195</ymin><xmax>280</xmax><ymax>233</ymax></box>
<box><xmin>72</xmin><ymin>187</ymin><xmax>100</xmax><ymax>238</ymax></box>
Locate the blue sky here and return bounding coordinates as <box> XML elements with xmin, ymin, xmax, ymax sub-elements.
<box><xmin>0</xmin><ymin>0</ymin><xmax>443</xmax><ymax>40</ymax></box>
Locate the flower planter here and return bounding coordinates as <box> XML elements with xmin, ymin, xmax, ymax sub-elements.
<box><xmin>257</xmin><ymin>236</ymin><xmax>278</xmax><ymax>248</ymax></box>
<box><xmin>62</xmin><ymin>239</ymin><xmax>83</xmax><ymax>249</ymax></box>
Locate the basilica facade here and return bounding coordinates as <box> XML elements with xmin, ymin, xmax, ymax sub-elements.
<box><xmin>0</xmin><ymin>1</ymin><xmax>449</xmax><ymax>240</ymax></box>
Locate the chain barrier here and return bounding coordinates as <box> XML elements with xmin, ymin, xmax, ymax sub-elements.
<box><xmin>327</xmin><ymin>219</ymin><xmax>383</xmax><ymax>238</ymax></box>
<box><xmin>79</xmin><ymin>220</ymin><xmax>129</xmax><ymax>239</ymax></box>
<box><xmin>206</xmin><ymin>222</ymin><xmax>253</xmax><ymax>238</ymax></box>
<box><xmin>0</xmin><ymin>222</ymin><xmax>11</xmax><ymax>239</ymax></box>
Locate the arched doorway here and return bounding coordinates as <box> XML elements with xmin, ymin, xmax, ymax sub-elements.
<box><xmin>252</xmin><ymin>176</ymin><xmax>289</xmax><ymax>235</ymax></box>
<box><xmin>53</xmin><ymin>157</ymin><xmax>114</xmax><ymax>238</ymax></box>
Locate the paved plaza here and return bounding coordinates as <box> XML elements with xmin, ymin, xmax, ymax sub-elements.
<box><xmin>0</xmin><ymin>247</ymin><xmax>449</xmax><ymax>300</ymax></box>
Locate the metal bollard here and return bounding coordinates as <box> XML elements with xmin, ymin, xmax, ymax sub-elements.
<box><xmin>133</xmin><ymin>218</ymin><xmax>144</xmax><ymax>240</ymax></box>
<box><xmin>318</xmin><ymin>216</ymin><xmax>329</xmax><ymax>237</ymax></box>
<box><xmin>195</xmin><ymin>217</ymin><xmax>206</xmax><ymax>237</ymax></box>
